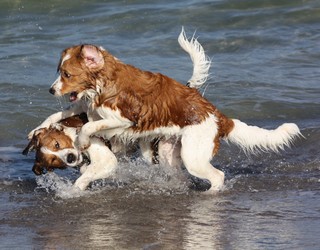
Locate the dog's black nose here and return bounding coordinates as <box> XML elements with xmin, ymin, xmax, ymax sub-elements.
<box><xmin>49</xmin><ymin>87</ymin><xmax>55</xmax><ymax>95</ymax></box>
<box><xmin>66</xmin><ymin>153</ymin><xmax>76</xmax><ymax>164</ymax></box>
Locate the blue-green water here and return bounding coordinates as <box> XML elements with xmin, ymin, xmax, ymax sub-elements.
<box><xmin>0</xmin><ymin>0</ymin><xmax>319</xmax><ymax>249</ymax></box>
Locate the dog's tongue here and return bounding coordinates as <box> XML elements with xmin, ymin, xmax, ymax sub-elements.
<box><xmin>69</xmin><ymin>92</ymin><xmax>78</xmax><ymax>102</ymax></box>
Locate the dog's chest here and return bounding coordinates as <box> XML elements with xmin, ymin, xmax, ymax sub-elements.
<box><xmin>81</xmin><ymin>99</ymin><xmax>101</xmax><ymax>122</ymax></box>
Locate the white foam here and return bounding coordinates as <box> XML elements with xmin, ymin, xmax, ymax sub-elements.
<box><xmin>35</xmin><ymin>172</ymin><xmax>90</xmax><ymax>199</ymax></box>
<box><xmin>34</xmin><ymin>156</ymin><xmax>190</xmax><ymax>197</ymax></box>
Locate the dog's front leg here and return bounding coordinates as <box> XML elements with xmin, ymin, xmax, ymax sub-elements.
<box><xmin>76</xmin><ymin>117</ymin><xmax>132</xmax><ymax>151</ymax></box>
<box><xmin>28</xmin><ymin>103</ymin><xmax>83</xmax><ymax>139</ymax></box>
<box><xmin>74</xmin><ymin>138</ymin><xmax>118</xmax><ymax>190</ymax></box>
<box><xmin>76</xmin><ymin>120</ymin><xmax>109</xmax><ymax>151</ymax></box>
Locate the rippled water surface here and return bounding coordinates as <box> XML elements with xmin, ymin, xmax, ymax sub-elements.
<box><xmin>1</xmin><ymin>0</ymin><xmax>319</xmax><ymax>249</ymax></box>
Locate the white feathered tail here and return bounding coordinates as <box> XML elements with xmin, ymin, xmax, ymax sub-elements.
<box><xmin>226</xmin><ymin>119</ymin><xmax>301</xmax><ymax>153</ymax></box>
<box><xmin>178</xmin><ymin>27</ymin><xmax>301</xmax><ymax>152</ymax></box>
<box><xmin>178</xmin><ymin>27</ymin><xmax>211</xmax><ymax>89</ymax></box>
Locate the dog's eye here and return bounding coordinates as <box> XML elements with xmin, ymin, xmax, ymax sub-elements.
<box><xmin>55</xmin><ymin>141</ymin><xmax>60</xmax><ymax>149</ymax></box>
<box><xmin>63</xmin><ymin>71</ymin><xmax>71</xmax><ymax>79</ymax></box>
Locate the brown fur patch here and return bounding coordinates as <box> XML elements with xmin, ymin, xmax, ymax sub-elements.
<box><xmin>59</xmin><ymin>113</ymin><xmax>88</xmax><ymax>127</ymax></box>
<box><xmin>212</xmin><ymin>110</ymin><xmax>235</xmax><ymax>155</ymax></box>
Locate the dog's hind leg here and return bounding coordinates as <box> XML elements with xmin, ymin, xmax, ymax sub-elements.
<box><xmin>139</xmin><ymin>140</ymin><xmax>156</xmax><ymax>164</ymax></box>
<box><xmin>74</xmin><ymin>137</ymin><xmax>117</xmax><ymax>190</ymax></box>
<box><xmin>180</xmin><ymin>118</ymin><xmax>225</xmax><ymax>192</ymax></box>
<box><xmin>181</xmin><ymin>141</ymin><xmax>224</xmax><ymax>192</ymax></box>
<box><xmin>158</xmin><ymin>137</ymin><xmax>182</xmax><ymax>169</ymax></box>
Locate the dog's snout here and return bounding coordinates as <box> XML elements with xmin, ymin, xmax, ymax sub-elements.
<box><xmin>66</xmin><ymin>153</ymin><xmax>76</xmax><ymax>164</ymax></box>
<box><xmin>49</xmin><ymin>87</ymin><xmax>55</xmax><ymax>95</ymax></box>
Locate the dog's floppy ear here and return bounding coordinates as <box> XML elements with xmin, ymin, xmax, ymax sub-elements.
<box><xmin>22</xmin><ymin>128</ymin><xmax>46</xmax><ymax>155</ymax></box>
<box><xmin>81</xmin><ymin>45</ymin><xmax>104</xmax><ymax>70</ymax></box>
<box><xmin>32</xmin><ymin>161</ymin><xmax>44</xmax><ymax>175</ymax></box>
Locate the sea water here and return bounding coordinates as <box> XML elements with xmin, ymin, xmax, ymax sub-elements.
<box><xmin>0</xmin><ymin>0</ymin><xmax>319</xmax><ymax>249</ymax></box>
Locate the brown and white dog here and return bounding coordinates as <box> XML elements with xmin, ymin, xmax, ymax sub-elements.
<box><xmin>27</xmin><ymin>28</ymin><xmax>209</xmax><ymax>190</ymax></box>
<box><xmin>28</xmin><ymin>28</ymin><xmax>301</xmax><ymax>192</ymax></box>
<box><xmin>23</xmin><ymin>113</ymin><xmax>131</xmax><ymax>190</ymax></box>
<box><xmin>23</xmin><ymin>113</ymin><xmax>166</xmax><ymax>190</ymax></box>
<box><xmin>23</xmin><ymin>114</ymin><xmax>89</xmax><ymax>175</ymax></box>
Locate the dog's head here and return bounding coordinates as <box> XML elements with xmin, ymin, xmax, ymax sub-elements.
<box><xmin>23</xmin><ymin>124</ymin><xmax>83</xmax><ymax>175</ymax></box>
<box><xmin>49</xmin><ymin>44</ymin><xmax>114</xmax><ymax>102</ymax></box>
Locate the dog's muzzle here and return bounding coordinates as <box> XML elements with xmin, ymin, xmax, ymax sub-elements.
<box><xmin>40</xmin><ymin>147</ymin><xmax>83</xmax><ymax>167</ymax></box>
<box><xmin>49</xmin><ymin>87</ymin><xmax>55</xmax><ymax>95</ymax></box>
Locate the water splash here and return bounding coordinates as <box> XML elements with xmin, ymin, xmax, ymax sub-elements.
<box><xmin>35</xmin><ymin>172</ymin><xmax>90</xmax><ymax>199</ymax></box>
<box><xmin>114</xmin><ymin>157</ymin><xmax>190</xmax><ymax>195</ymax></box>
<box><xmin>34</xmin><ymin>157</ymin><xmax>191</xmax><ymax>198</ymax></box>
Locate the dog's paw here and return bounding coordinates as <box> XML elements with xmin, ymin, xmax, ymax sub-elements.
<box><xmin>80</xmin><ymin>164</ymin><xmax>89</xmax><ymax>174</ymax></box>
<box><xmin>76</xmin><ymin>134</ymin><xmax>91</xmax><ymax>151</ymax></box>
<box><xmin>74</xmin><ymin>178</ymin><xmax>89</xmax><ymax>191</ymax></box>
<box><xmin>49</xmin><ymin>123</ymin><xmax>64</xmax><ymax>131</ymax></box>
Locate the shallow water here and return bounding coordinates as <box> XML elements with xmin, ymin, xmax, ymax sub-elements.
<box><xmin>0</xmin><ymin>0</ymin><xmax>320</xmax><ymax>249</ymax></box>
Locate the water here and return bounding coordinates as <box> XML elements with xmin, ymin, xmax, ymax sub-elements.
<box><xmin>1</xmin><ymin>0</ymin><xmax>320</xmax><ymax>249</ymax></box>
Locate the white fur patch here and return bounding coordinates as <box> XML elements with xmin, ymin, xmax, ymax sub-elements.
<box><xmin>50</xmin><ymin>76</ymin><xmax>63</xmax><ymax>96</ymax></box>
<box><xmin>181</xmin><ymin>114</ymin><xmax>218</xmax><ymax>159</ymax></box>
<box><xmin>62</xmin><ymin>126</ymin><xmax>78</xmax><ymax>143</ymax></box>
<box><xmin>50</xmin><ymin>54</ymin><xmax>71</xmax><ymax>96</ymax></box>
<box><xmin>61</xmin><ymin>54</ymin><xmax>71</xmax><ymax>67</ymax></box>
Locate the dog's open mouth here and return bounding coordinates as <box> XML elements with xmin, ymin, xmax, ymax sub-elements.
<box><xmin>69</xmin><ymin>92</ymin><xmax>78</xmax><ymax>102</ymax></box>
